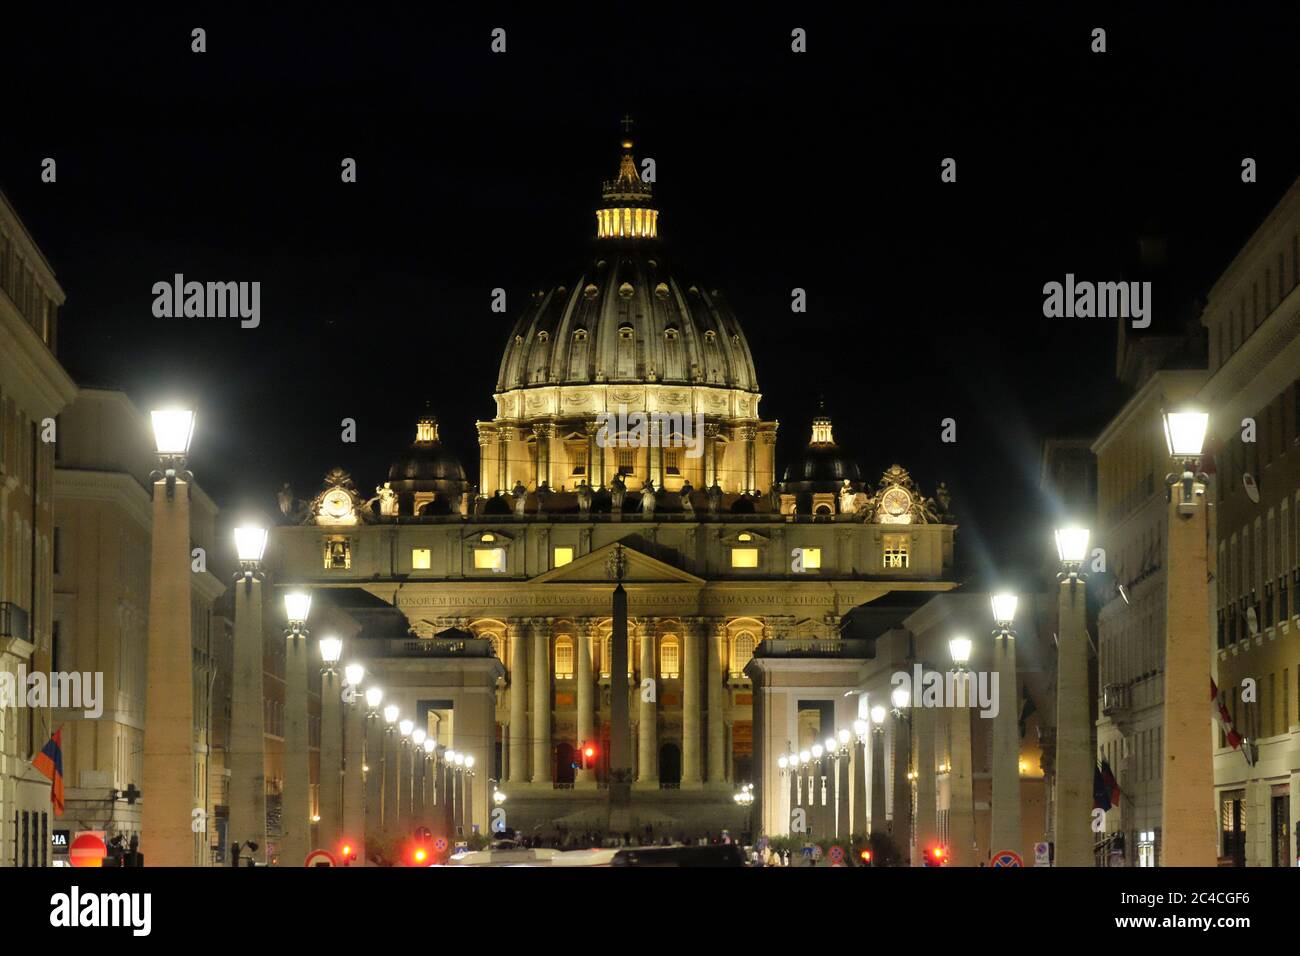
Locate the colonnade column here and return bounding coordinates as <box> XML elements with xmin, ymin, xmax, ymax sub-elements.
<box><xmin>912</xmin><ymin>703</ymin><xmax>938</xmax><ymax>865</ymax></box>
<box><xmin>576</xmin><ymin>619</ymin><xmax>597</xmax><ymax>788</ymax></box>
<box><xmin>680</xmin><ymin>617</ymin><xmax>703</xmax><ymax>788</ymax></box>
<box><xmin>531</xmin><ymin>618</ymin><xmax>553</xmax><ymax>785</ymax></box>
<box><xmin>707</xmin><ymin>618</ymin><xmax>727</xmax><ymax>785</ymax></box>
<box><xmin>636</xmin><ymin>621</ymin><xmax>658</xmax><ymax>787</ymax></box>
<box><xmin>890</xmin><ymin>715</ymin><xmax>913</xmax><ymax>862</ymax></box>
<box><xmin>507</xmin><ymin>619</ymin><xmax>528</xmax><ymax>785</ymax></box>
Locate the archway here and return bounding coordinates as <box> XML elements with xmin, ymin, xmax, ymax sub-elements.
<box><xmin>658</xmin><ymin>743</ymin><xmax>681</xmax><ymax>787</ymax></box>
<box><xmin>555</xmin><ymin>742</ymin><xmax>576</xmax><ymax>785</ymax></box>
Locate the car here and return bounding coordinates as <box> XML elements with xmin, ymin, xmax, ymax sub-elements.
<box><xmin>609</xmin><ymin>844</ymin><xmax>749</xmax><ymax>867</ymax></box>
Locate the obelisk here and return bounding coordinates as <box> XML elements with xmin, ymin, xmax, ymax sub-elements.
<box><xmin>608</xmin><ymin>546</ymin><xmax>633</xmax><ymax>833</ymax></box>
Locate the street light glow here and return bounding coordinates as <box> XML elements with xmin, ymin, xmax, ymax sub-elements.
<box><xmin>990</xmin><ymin>592</ymin><xmax>1018</xmax><ymax>627</ymax></box>
<box><xmin>344</xmin><ymin>663</ymin><xmax>365</xmax><ymax>686</ymax></box>
<box><xmin>1163</xmin><ymin>409</ymin><xmax>1209</xmax><ymax>459</ymax></box>
<box><xmin>383</xmin><ymin>704</ymin><xmax>399</xmax><ymax>724</ymax></box>
<box><xmin>1054</xmin><ymin>526</ymin><xmax>1090</xmax><ymax>565</ymax></box>
<box><xmin>364</xmin><ymin>686</ymin><xmax>383</xmax><ymax>709</ymax></box>
<box><xmin>891</xmin><ymin>686</ymin><xmax>911</xmax><ymax>710</ymax></box>
<box><xmin>399</xmin><ymin>718</ymin><xmax>414</xmax><ymax>737</ymax></box>
<box><xmin>233</xmin><ymin>526</ymin><xmax>268</xmax><ymax>563</ymax></box>
<box><xmin>870</xmin><ymin>705</ymin><xmax>887</xmax><ymax>726</ymax></box>
<box><xmin>150</xmin><ymin>409</ymin><xmax>195</xmax><ymax>456</ymax></box>
<box><xmin>319</xmin><ymin>635</ymin><xmax>342</xmax><ymax>664</ymax></box>
<box><xmin>412</xmin><ymin>728</ymin><xmax>426</xmax><ymax>746</ymax></box>
<box><xmin>949</xmin><ymin>635</ymin><xmax>973</xmax><ymax>666</ymax></box>
<box><xmin>283</xmin><ymin>591</ymin><xmax>312</xmax><ymax>624</ymax></box>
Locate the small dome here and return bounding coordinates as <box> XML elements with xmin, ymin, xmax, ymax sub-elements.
<box><xmin>781</xmin><ymin>406</ymin><xmax>862</xmax><ymax>491</ymax></box>
<box><xmin>387</xmin><ymin>408</ymin><xmax>470</xmax><ymax>499</ymax></box>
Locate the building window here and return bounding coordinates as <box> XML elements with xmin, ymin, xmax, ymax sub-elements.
<box><xmin>660</xmin><ymin>635</ymin><xmax>679</xmax><ymax>678</ymax></box>
<box><xmin>730</xmin><ymin>631</ymin><xmax>756</xmax><ymax>676</ymax></box>
<box><xmin>473</xmin><ymin>548</ymin><xmax>506</xmax><ymax>571</ymax></box>
<box><xmin>800</xmin><ymin>547</ymin><xmax>822</xmax><ymax>569</ymax></box>
<box><xmin>569</xmin><ymin>444</ymin><xmax>588</xmax><ymax>476</ymax></box>
<box><xmin>554</xmin><ymin>547</ymin><xmax>574</xmax><ymax>567</ymax></box>
<box><xmin>731</xmin><ymin>548</ymin><xmax>759</xmax><ymax>568</ymax></box>
<box><xmin>663</xmin><ymin>448</ymin><xmax>681</xmax><ymax>476</ymax></box>
<box><xmin>324</xmin><ymin>537</ymin><xmax>351</xmax><ymax>570</ymax></box>
<box><xmin>616</xmin><ymin>447</ymin><xmax>636</xmax><ymax>475</ymax></box>
<box><xmin>411</xmin><ymin>548</ymin><xmax>431</xmax><ymax>569</ymax></box>
<box><xmin>555</xmin><ymin>636</ymin><xmax>574</xmax><ymax>679</ymax></box>
<box><xmin>600</xmin><ymin>635</ymin><xmax>633</xmax><ymax>678</ymax></box>
<box><xmin>883</xmin><ymin>534</ymin><xmax>909</xmax><ymax>569</ymax></box>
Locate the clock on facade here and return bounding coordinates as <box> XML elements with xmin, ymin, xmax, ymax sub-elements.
<box><xmin>318</xmin><ymin>488</ymin><xmax>356</xmax><ymax>523</ymax></box>
<box><xmin>879</xmin><ymin>486</ymin><xmax>912</xmax><ymax>524</ymax></box>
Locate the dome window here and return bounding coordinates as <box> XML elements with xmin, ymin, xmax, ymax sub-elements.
<box><xmin>573</xmin><ymin>329</ymin><xmax>588</xmax><ymax>342</ymax></box>
<box><xmin>618</xmin><ymin>281</ymin><xmax>635</xmax><ymax>298</ymax></box>
<box><xmin>583</xmin><ymin>283</ymin><xmax>599</xmax><ymax>299</ymax></box>
<box><xmin>664</xmin><ymin>328</ymin><xmax>679</xmax><ymax>341</ymax></box>
<box><xmin>731</xmin><ymin>334</ymin><xmax>741</xmax><ymax>347</ymax></box>
<box><xmin>618</xmin><ymin>324</ymin><xmax>634</xmax><ymax>341</ymax></box>
<box><xmin>515</xmin><ymin>335</ymin><xmax>524</xmax><ymax>345</ymax></box>
<box><xmin>655</xmin><ymin>282</ymin><xmax>670</xmax><ymax>299</ymax></box>
<box><xmin>688</xmin><ymin>285</ymin><xmax>701</xmax><ymax>297</ymax></box>
<box><xmin>648</xmin><ymin>259</ymin><xmax>658</xmax><ymax>269</ymax></box>
<box><xmin>537</xmin><ymin>331</ymin><xmax>549</xmax><ymax>342</ymax></box>
<box><xmin>704</xmin><ymin>330</ymin><xmax>717</xmax><ymax>343</ymax></box>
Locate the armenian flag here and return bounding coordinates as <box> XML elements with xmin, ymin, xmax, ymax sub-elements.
<box><xmin>32</xmin><ymin>728</ymin><xmax>64</xmax><ymax>817</ymax></box>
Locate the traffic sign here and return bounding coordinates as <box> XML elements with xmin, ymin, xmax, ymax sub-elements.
<box><xmin>305</xmin><ymin>849</ymin><xmax>337</xmax><ymax>867</ymax></box>
<box><xmin>828</xmin><ymin>845</ymin><xmax>845</xmax><ymax>866</ymax></box>
<box><xmin>433</xmin><ymin>836</ymin><xmax>448</xmax><ymax>853</ymax></box>
<box><xmin>990</xmin><ymin>850</ymin><xmax>1023</xmax><ymax>868</ymax></box>
<box><xmin>1033</xmin><ymin>842</ymin><xmax>1050</xmax><ymax>866</ymax></box>
<box><xmin>69</xmin><ymin>832</ymin><xmax>107</xmax><ymax>868</ymax></box>
<box><xmin>801</xmin><ymin>844</ymin><xmax>814</xmax><ymax>858</ymax></box>
<box><xmin>811</xmin><ymin>844</ymin><xmax>823</xmax><ymax>861</ymax></box>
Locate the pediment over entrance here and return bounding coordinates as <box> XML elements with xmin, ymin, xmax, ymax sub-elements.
<box><xmin>530</xmin><ymin>541</ymin><xmax>704</xmax><ymax>586</ymax></box>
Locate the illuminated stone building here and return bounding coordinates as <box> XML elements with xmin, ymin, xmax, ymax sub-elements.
<box><xmin>1201</xmin><ymin>176</ymin><xmax>1300</xmax><ymax>867</ymax></box>
<box><xmin>269</xmin><ymin>134</ymin><xmax>958</xmax><ymax>839</ymax></box>
<box><xmin>0</xmin><ymin>190</ymin><xmax>76</xmax><ymax>867</ymax></box>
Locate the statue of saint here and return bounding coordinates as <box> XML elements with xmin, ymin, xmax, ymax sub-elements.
<box><xmin>610</xmin><ymin>473</ymin><xmax>627</xmax><ymax>513</ymax></box>
<box><xmin>679</xmin><ymin>479</ymin><xmax>695</xmax><ymax>518</ymax></box>
<box><xmin>576</xmin><ymin>480</ymin><xmax>593</xmax><ymax>517</ymax></box>
<box><xmin>511</xmin><ymin>480</ymin><xmax>528</xmax><ymax>516</ymax></box>
<box><xmin>641</xmin><ymin>478</ymin><xmax>657</xmax><ymax>516</ymax></box>
<box><xmin>707</xmin><ymin>480</ymin><xmax>723</xmax><ymax>516</ymax></box>
<box><xmin>377</xmin><ymin>482</ymin><xmax>398</xmax><ymax>516</ymax></box>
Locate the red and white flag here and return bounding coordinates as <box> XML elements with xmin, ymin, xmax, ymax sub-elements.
<box><xmin>1211</xmin><ymin>678</ymin><xmax>1251</xmax><ymax>762</ymax></box>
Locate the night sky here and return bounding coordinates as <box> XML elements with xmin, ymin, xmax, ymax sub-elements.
<box><xmin>5</xmin><ymin>8</ymin><xmax>1300</xmax><ymax>579</ymax></box>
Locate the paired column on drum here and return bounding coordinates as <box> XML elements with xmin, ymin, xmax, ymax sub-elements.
<box><xmin>680</xmin><ymin>617</ymin><xmax>703</xmax><ymax>788</ymax></box>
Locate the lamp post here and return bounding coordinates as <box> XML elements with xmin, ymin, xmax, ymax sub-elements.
<box><xmin>945</xmin><ymin>636</ymin><xmax>976</xmax><ymax>866</ymax></box>
<box><xmin>989</xmin><ymin>592</ymin><xmax>1021</xmax><ymax>860</ymax></box>
<box><xmin>851</xmin><ymin>719</ymin><xmax>869</xmax><ymax>838</ymax></box>
<box><xmin>383</xmin><ymin>703</ymin><xmax>400</xmax><ymax>840</ymax></box>
<box><xmin>868</xmin><ymin>705</ymin><xmax>887</xmax><ymax>840</ymax></box>
<box><xmin>342</xmin><ymin>663</ymin><xmax>366</xmax><ymax>865</ymax></box>
<box><xmin>363</xmin><ymin>687</ymin><xmax>384</xmax><ymax>857</ymax></box>
<box><xmin>229</xmin><ymin>524</ymin><xmax>269</xmax><ymax>864</ymax></box>
<box><xmin>463</xmin><ymin>754</ymin><xmax>476</xmax><ymax>838</ymax></box>
<box><xmin>317</xmin><ymin>634</ymin><xmax>343</xmax><ymax>855</ymax></box>
<box><xmin>1054</xmin><ymin>525</ymin><xmax>1093</xmax><ymax>867</ymax></box>
<box><xmin>141</xmin><ymin>409</ymin><xmax>199</xmax><ymax>867</ymax></box>
<box><xmin>411</xmin><ymin>728</ymin><xmax>427</xmax><ymax>835</ymax></box>
<box><xmin>1160</xmin><ymin>409</ymin><xmax>1216</xmax><ymax>866</ymax></box>
<box><xmin>735</xmin><ymin>783</ymin><xmax>755</xmax><ymax>844</ymax></box>
<box><xmin>889</xmin><ymin>687</ymin><xmax>912</xmax><ymax>861</ymax></box>
<box><xmin>398</xmin><ymin>716</ymin><xmax>415</xmax><ymax>837</ymax></box>
<box><xmin>281</xmin><ymin>591</ymin><xmax>313</xmax><ymax>866</ymax></box>
<box><xmin>422</xmin><ymin>737</ymin><xmax>437</xmax><ymax>833</ymax></box>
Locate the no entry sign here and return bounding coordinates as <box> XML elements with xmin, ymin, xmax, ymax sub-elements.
<box><xmin>69</xmin><ymin>832</ymin><xmax>107</xmax><ymax>868</ymax></box>
<box><xmin>990</xmin><ymin>850</ymin><xmax>1023</xmax><ymax>867</ymax></box>
<box><xmin>304</xmin><ymin>849</ymin><xmax>337</xmax><ymax>867</ymax></box>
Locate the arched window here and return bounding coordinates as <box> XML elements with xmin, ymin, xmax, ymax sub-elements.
<box><xmin>660</xmin><ymin>635</ymin><xmax>680</xmax><ymax>679</ymax></box>
<box><xmin>555</xmin><ymin>636</ymin><xmax>574</xmax><ymax>679</ymax></box>
<box><xmin>730</xmin><ymin>631</ymin><xmax>756</xmax><ymax>676</ymax></box>
<box><xmin>600</xmin><ymin>634</ymin><xmax>633</xmax><ymax>677</ymax></box>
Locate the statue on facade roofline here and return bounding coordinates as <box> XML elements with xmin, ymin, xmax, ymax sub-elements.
<box><xmin>610</xmin><ymin>472</ymin><xmax>627</xmax><ymax>512</ymax></box>
<box><xmin>577</xmin><ymin>480</ymin><xmax>593</xmax><ymax>517</ymax></box>
<box><xmin>640</xmin><ymin>478</ymin><xmax>657</xmax><ymax>516</ymax></box>
<box><xmin>679</xmin><ymin>479</ymin><xmax>695</xmax><ymax>518</ymax></box>
<box><xmin>706</xmin><ymin>480</ymin><xmax>722</xmax><ymax>515</ymax></box>
<box><xmin>511</xmin><ymin>480</ymin><xmax>527</xmax><ymax>515</ymax></box>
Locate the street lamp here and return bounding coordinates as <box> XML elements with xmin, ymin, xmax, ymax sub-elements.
<box><xmin>279</xmin><ymin>586</ymin><xmax>314</xmax><ymax>865</ymax></box>
<box><xmin>141</xmin><ymin>407</ymin><xmax>199</xmax><ymax>867</ymax></box>
<box><xmin>384</xmin><ymin>704</ymin><xmax>399</xmax><ymax>725</ymax></box>
<box><xmin>990</xmin><ymin>592</ymin><xmax>1018</xmax><ymax>633</ymax></box>
<box><xmin>869</xmin><ymin>706</ymin><xmax>887</xmax><ymax>732</ymax></box>
<box><xmin>948</xmin><ymin>635</ymin><xmax>972</xmax><ymax>671</ymax></box>
<box><xmin>890</xmin><ymin>686</ymin><xmax>911</xmax><ymax>717</ymax></box>
<box><xmin>233</xmin><ymin>526</ymin><xmax>268</xmax><ymax>585</ymax></box>
<box><xmin>317</xmin><ymin>632</ymin><xmax>344</xmax><ymax>857</ymax></box>
<box><xmin>1054</xmin><ymin>525</ymin><xmax>1091</xmax><ymax>866</ymax></box>
<box><xmin>1160</xmin><ymin>408</ymin><xmax>1216</xmax><ymax>865</ymax></box>
<box><xmin>284</xmin><ymin>592</ymin><xmax>312</xmax><ymax>636</ymax></box>
<box><xmin>399</xmin><ymin>718</ymin><xmax>414</xmax><ymax>738</ymax></box>
<box><xmin>365</xmin><ymin>686</ymin><xmax>383</xmax><ymax>715</ymax></box>
<box><xmin>341</xmin><ymin>662</ymin><xmax>366</xmax><ymax>868</ymax></box>
<box><xmin>989</xmin><ymin>590</ymin><xmax>1021</xmax><ymax>858</ymax></box>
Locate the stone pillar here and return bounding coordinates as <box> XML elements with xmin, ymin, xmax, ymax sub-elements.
<box><xmin>497</xmin><ymin>431</ymin><xmax>510</xmax><ymax>494</ymax></box>
<box><xmin>413</xmin><ymin>744</ymin><xmax>426</xmax><ymax>830</ymax></box>
<box><xmin>575</xmin><ymin>620</ymin><xmax>597</xmax><ymax>788</ymax></box>
<box><xmin>1162</xmin><ymin>486</ymin><xmax>1218</xmax><ymax>866</ymax></box>
<box><xmin>507</xmin><ymin>619</ymin><xmax>528</xmax><ymax>785</ymax></box>
<box><xmin>383</xmin><ymin>721</ymin><xmax>399</xmax><ymax>836</ymax></box>
<box><xmin>852</xmin><ymin>739</ymin><xmax>868</xmax><ymax>837</ymax></box>
<box><xmin>585</xmin><ymin>421</ymin><xmax>599</xmax><ymax>488</ymax></box>
<box><xmin>890</xmin><ymin>716</ymin><xmax>912</xmax><ymax>860</ymax></box>
<box><xmin>282</xmin><ymin>631</ymin><xmax>311</xmax><ymax>866</ymax></box>
<box><xmin>532</xmin><ymin>424</ymin><xmax>552</xmax><ymax>489</ymax></box>
<box><xmin>739</xmin><ymin>425</ymin><xmax>757</xmax><ymax>493</ymax></box>
<box><xmin>399</xmin><ymin>735</ymin><xmax>414</xmax><ymax>834</ymax></box>
<box><xmin>140</xmin><ymin>476</ymin><xmax>197</xmax><ymax>867</ymax></box>
<box><xmin>364</xmin><ymin>708</ymin><xmax>383</xmax><ymax>855</ymax></box>
<box><xmin>681</xmin><ymin>617</ymin><xmax>703</xmax><ymax>788</ymax></box>
<box><xmin>343</xmin><ymin>692</ymin><xmax>366</xmax><ymax>865</ymax></box>
<box><xmin>836</xmin><ymin>752</ymin><xmax>851</xmax><ymax>840</ymax></box>
<box><xmin>948</xmin><ymin>701</ymin><xmax>976</xmax><ymax>865</ymax></box>
<box><xmin>707</xmin><ymin>619</ymin><xmax>727</xmax><ymax>785</ymax></box>
<box><xmin>228</xmin><ymin>577</ymin><xmax>267</xmax><ymax>864</ymax></box>
<box><xmin>636</xmin><ymin>622</ymin><xmax>658</xmax><ymax>787</ymax></box>
<box><xmin>1055</xmin><ymin>577</ymin><xmax>1092</xmax><ymax>867</ymax></box>
<box><xmin>870</xmin><ymin>728</ymin><xmax>887</xmax><ymax>836</ymax></box>
<box><xmin>990</xmin><ymin>629</ymin><xmax>1021</xmax><ymax>858</ymax></box>
<box><xmin>704</xmin><ymin>423</ymin><xmax>720</xmax><ymax>487</ymax></box>
<box><xmin>913</xmin><ymin>704</ymin><xmax>938</xmax><ymax>865</ymax></box>
<box><xmin>531</xmin><ymin>618</ymin><xmax>553</xmax><ymax>784</ymax></box>
<box><xmin>319</xmin><ymin>666</ymin><xmax>343</xmax><ymax>855</ymax></box>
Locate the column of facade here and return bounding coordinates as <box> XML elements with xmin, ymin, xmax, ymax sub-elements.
<box><xmin>740</xmin><ymin>424</ymin><xmax>756</xmax><ymax>493</ymax></box>
<box><xmin>680</xmin><ymin>617</ymin><xmax>703</xmax><ymax>788</ymax></box>
<box><xmin>575</xmin><ymin>619</ymin><xmax>597</xmax><ymax>788</ymax></box>
<box><xmin>531</xmin><ymin>618</ymin><xmax>553</xmax><ymax>785</ymax></box>
<box><xmin>584</xmin><ymin>421</ymin><xmax>599</xmax><ymax>489</ymax></box>
<box><xmin>532</xmin><ymin>424</ymin><xmax>552</xmax><ymax>488</ymax></box>
<box><xmin>890</xmin><ymin>716</ymin><xmax>912</xmax><ymax>861</ymax></box>
<box><xmin>636</xmin><ymin>620</ymin><xmax>658</xmax><ymax>787</ymax></box>
<box><xmin>707</xmin><ymin>619</ymin><xmax>727</xmax><ymax>785</ymax></box>
<box><xmin>496</xmin><ymin>429</ymin><xmax>510</xmax><ymax>495</ymax></box>
<box><xmin>382</xmin><ymin>718</ymin><xmax>399</xmax><ymax>837</ymax></box>
<box><xmin>507</xmin><ymin>619</ymin><xmax>528</xmax><ymax>785</ymax></box>
<box><xmin>704</xmin><ymin>423</ymin><xmax>719</xmax><ymax>487</ymax></box>
<box><xmin>364</xmin><ymin>707</ymin><xmax>383</xmax><ymax>851</ymax></box>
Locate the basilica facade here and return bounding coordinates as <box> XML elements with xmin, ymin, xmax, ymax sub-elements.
<box><xmin>269</xmin><ymin>133</ymin><xmax>958</xmax><ymax>838</ymax></box>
